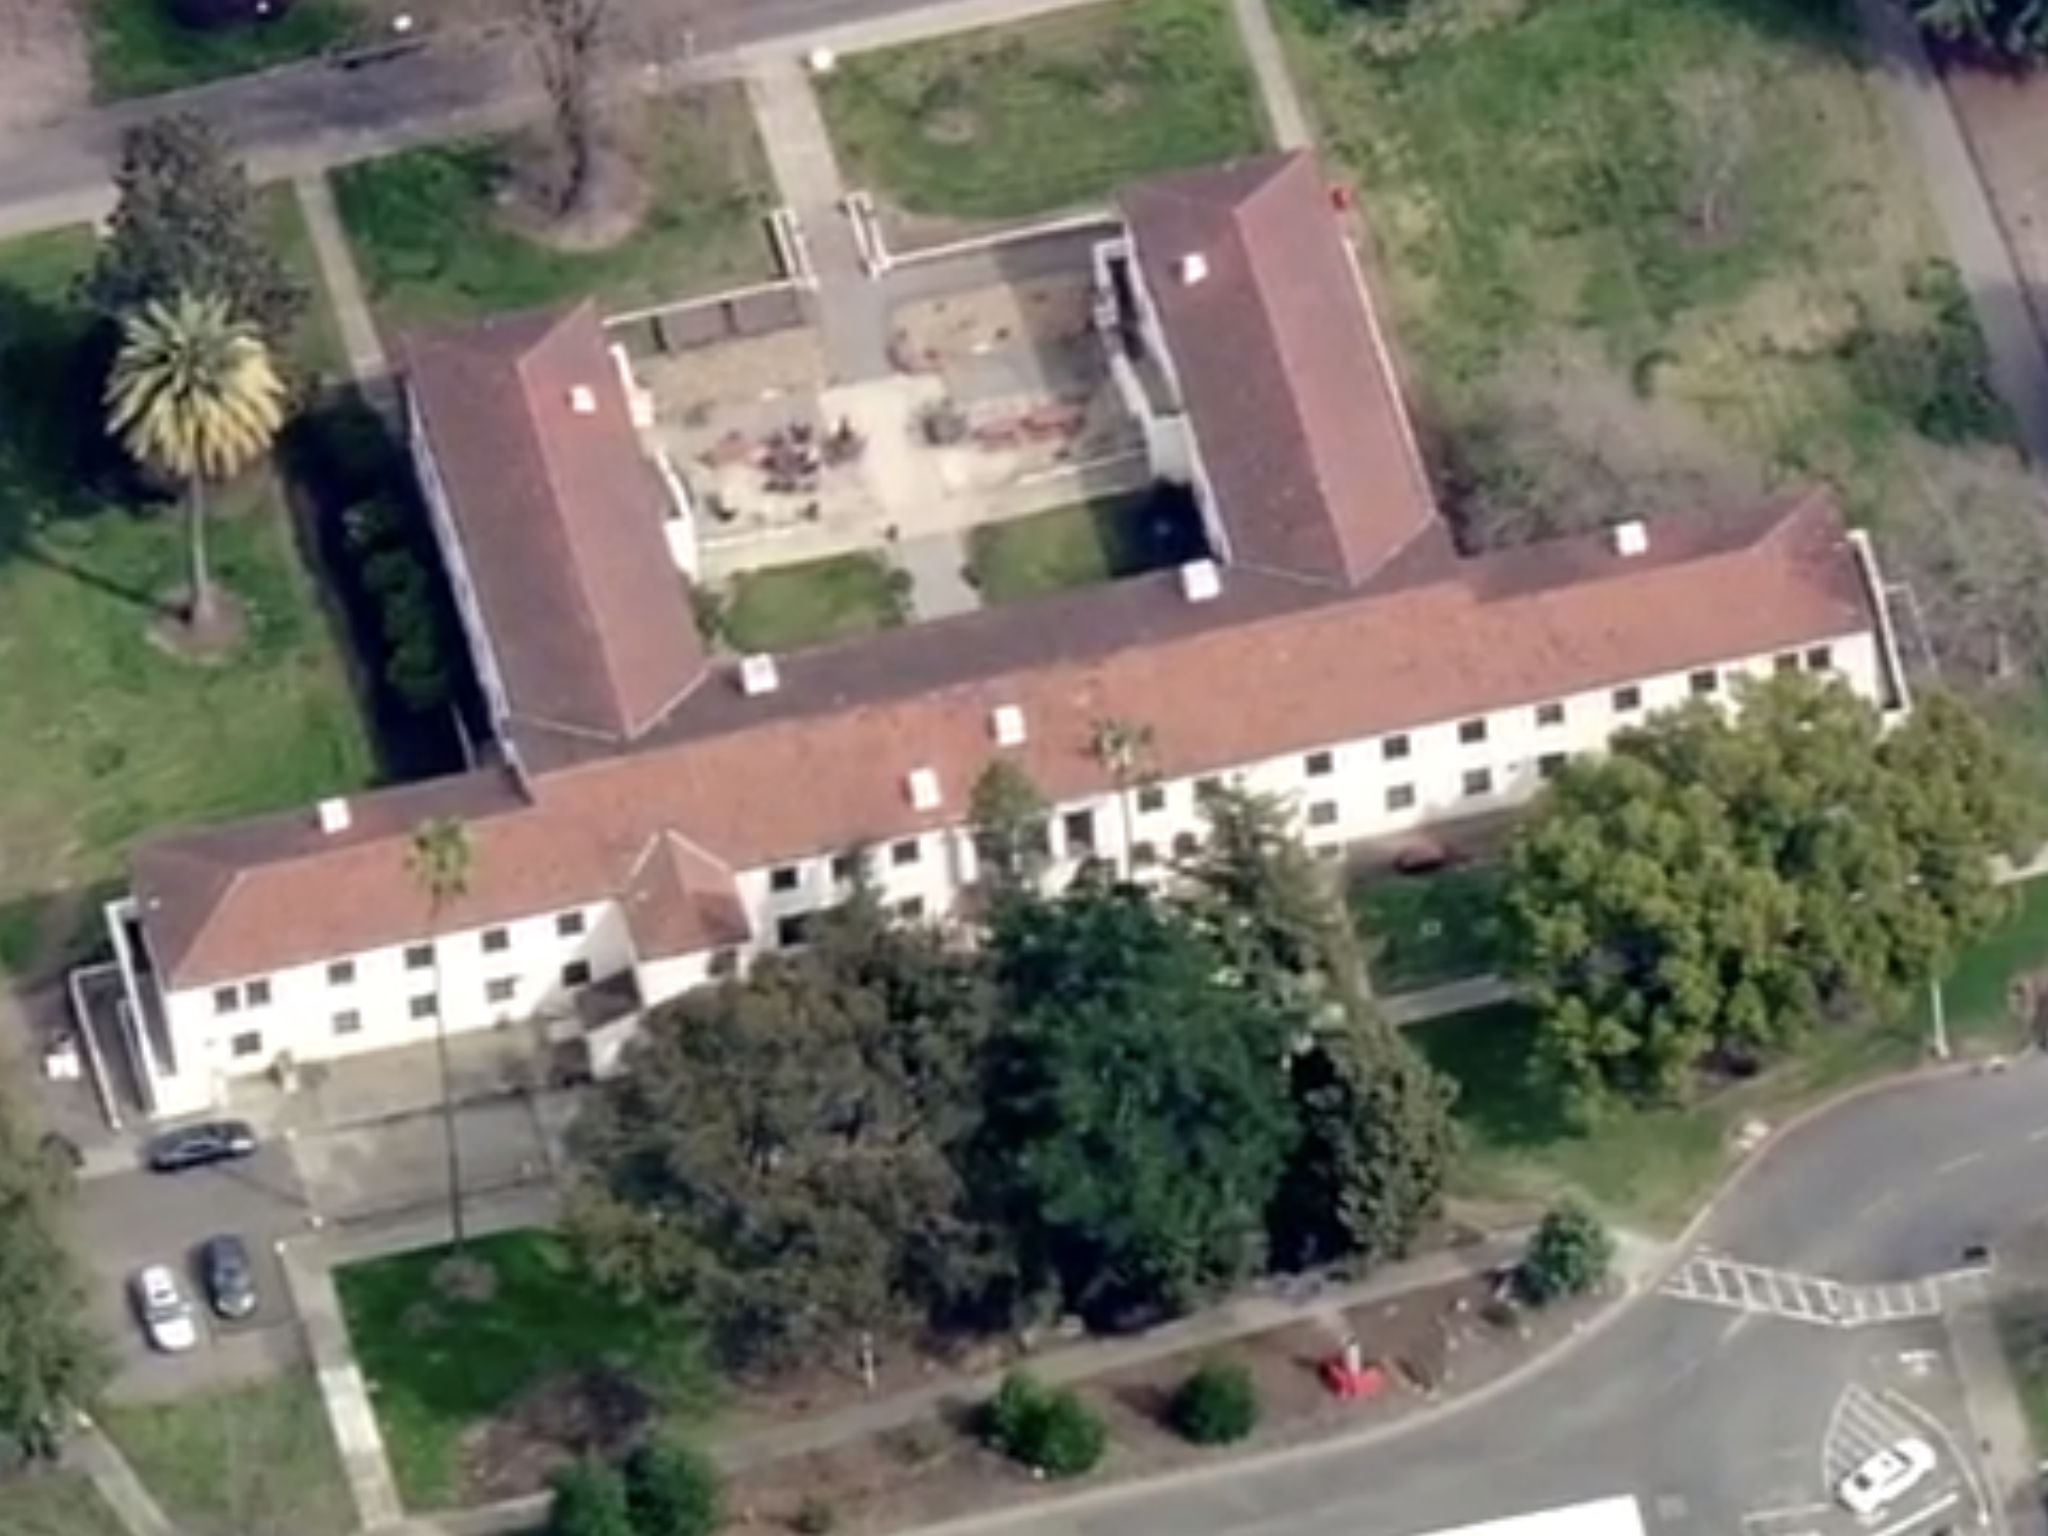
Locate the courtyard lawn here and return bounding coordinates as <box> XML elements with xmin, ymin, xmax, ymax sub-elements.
<box><xmin>262</xmin><ymin>182</ymin><xmax>351</xmax><ymax>388</ymax></box>
<box><xmin>86</xmin><ymin>0</ymin><xmax>361</xmax><ymax>99</ymax></box>
<box><xmin>966</xmin><ymin>486</ymin><xmax>1207</xmax><ymax>604</ymax></box>
<box><xmin>336</xmin><ymin>1228</ymin><xmax>709</xmax><ymax>1510</ymax></box>
<box><xmin>1918</xmin><ymin>873</ymin><xmax>2048</xmax><ymax>1048</ymax></box>
<box><xmin>717</xmin><ymin>553</ymin><xmax>908</xmax><ymax>653</ymax></box>
<box><xmin>1281</xmin><ymin>0</ymin><xmax>2029</xmax><ymax>557</ymax></box>
<box><xmin>332</xmin><ymin>87</ymin><xmax>775</xmax><ymax>326</ymax></box>
<box><xmin>101</xmin><ymin>1369</ymin><xmax>356</xmax><ymax>1536</ymax></box>
<box><xmin>1997</xmin><ymin>1298</ymin><xmax>2048</xmax><ymax>1456</ymax></box>
<box><xmin>1350</xmin><ymin>864</ymin><xmax>1507</xmax><ymax>993</ymax></box>
<box><xmin>6</xmin><ymin>1470</ymin><xmax>128</xmax><ymax>1536</ymax></box>
<box><xmin>0</xmin><ymin>227</ymin><xmax>374</xmax><ymax>975</ymax></box>
<box><xmin>817</xmin><ymin>0</ymin><xmax>1271</xmax><ymax>223</ymax></box>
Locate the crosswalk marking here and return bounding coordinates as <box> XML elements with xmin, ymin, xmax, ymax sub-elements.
<box><xmin>1657</xmin><ymin>1252</ymin><xmax>1976</xmax><ymax>1329</ymax></box>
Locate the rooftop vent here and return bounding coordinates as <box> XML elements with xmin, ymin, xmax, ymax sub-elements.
<box><xmin>991</xmin><ymin>704</ymin><xmax>1027</xmax><ymax>747</ymax></box>
<box><xmin>738</xmin><ymin>653</ymin><xmax>780</xmax><ymax>697</ymax></box>
<box><xmin>568</xmin><ymin>384</ymin><xmax>598</xmax><ymax>416</ymax></box>
<box><xmin>907</xmin><ymin>767</ymin><xmax>942</xmax><ymax>812</ymax></box>
<box><xmin>1178</xmin><ymin>253</ymin><xmax>1208</xmax><ymax>286</ymax></box>
<box><xmin>316</xmin><ymin>797</ymin><xmax>351</xmax><ymax>835</ymax></box>
<box><xmin>1179</xmin><ymin>558</ymin><xmax>1222</xmax><ymax>603</ymax></box>
<box><xmin>1611</xmin><ymin>520</ymin><xmax>1648</xmax><ymax>558</ymax></box>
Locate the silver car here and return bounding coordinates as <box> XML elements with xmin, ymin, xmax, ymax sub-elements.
<box><xmin>132</xmin><ymin>1263</ymin><xmax>199</xmax><ymax>1354</ymax></box>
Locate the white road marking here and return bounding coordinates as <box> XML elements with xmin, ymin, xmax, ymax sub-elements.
<box><xmin>1934</xmin><ymin>1153</ymin><xmax>1983</xmax><ymax>1174</ymax></box>
<box><xmin>1865</xmin><ymin>1490</ymin><xmax>1958</xmax><ymax>1536</ymax></box>
<box><xmin>1743</xmin><ymin>1503</ymin><xmax>1833</xmax><ymax>1524</ymax></box>
<box><xmin>1880</xmin><ymin>1387</ymin><xmax>1991</xmax><ymax>1528</ymax></box>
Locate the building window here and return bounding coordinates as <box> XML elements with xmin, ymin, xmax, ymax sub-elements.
<box><xmin>485</xmin><ymin>977</ymin><xmax>517</xmax><ymax>1006</ymax></box>
<box><xmin>708</xmin><ymin>948</ymin><xmax>740</xmax><ymax>978</ymax></box>
<box><xmin>327</xmin><ymin>960</ymin><xmax>355</xmax><ymax>987</ymax></box>
<box><xmin>894</xmin><ymin>897</ymin><xmax>926</xmax><ymax>922</ymax></box>
<box><xmin>769</xmin><ymin>865</ymin><xmax>800</xmax><ymax>893</ymax></box>
<box><xmin>775</xmin><ymin>914</ymin><xmax>812</xmax><ymax>949</ymax></box>
<box><xmin>1538</xmin><ymin>753</ymin><xmax>1568</xmax><ymax>781</ymax></box>
<box><xmin>1172</xmin><ymin>830</ymin><xmax>1202</xmax><ymax>858</ymax></box>
<box><xmin>404</xmin><ymin>943</ymin><xmax>434</xmax><ymax>971</ymax></box>
<box><xmin>1131</xmin><ymin>840</ymin><xmax>1159</xmax><ymax>868</ymax></box>
<box><xmin>1193</xmin><ymin>776</ymin><xmax>1222</xmax><ymax>803</ymax></box>
<box><xmin>1063</xmin><ymin>810</ymin><xmax>1096</xmax><ymax>855</ymax></box>
<box><xmin>245</xmin><ymin>979</ymin><xmax>272</xmax><ymax>1008</ymax></box>
<box><xmin>331</xmin><ymin>1009</ymin><xmax>361</xmax><ymax>1036</ymax></box>
<box><xmin>890</xmin><ymin>838</ymin><xmax>921</xmax><ymax>868</ymax></box>
<box><xmin>1385</xmin><ymin>784</ymin><xmax>1416</xmax><ymax>812</ymax></box>
<box><xmin>1805</xmin><ymin>645</ymin><xmax>1833</xmax><ymax>671</ymax></box>
<box><xmin>1774</xmin><ymin>652</ymin><xmax>1800</xmax><ymax>674</ymax></box>
<box><xmin>1382</xmin><ymin>734</ymin><xmax>1411</xmax><ymax>762</ymax></box>
<box><xmin>555</xmin><ymin>911</ymin><xmax>586</xmax><ymax>938</ymax></box>
<box><xmin>1306</xmin><ymin>800</ymin><xmax>1339</xmax><ymax>828</ymax></box>
<box><xmin>830</xmin><ymin>852</ymin><xmax>862</xmax><ymax>884</ymax></box>
<box><xmin>408</xmin><ymin>995</ymin><xmax>437</xmax><ymax>1021</ymax></box>
<box><xmin>562</xmin><ymin>959</ymin><xmax>594</xmax><ymax>988</ymax></box>
<box><xmin>1304</xmin><ymin>750</ymin><xmax>1334</xmax><ymax>778</ymax></box>
<box><xmin>481</xmin><ymin>927</ymin><xmax>510</xmax><ymax>954</ymax></box>
<box><xmin>229</xmin><ymin>1030</ymin><xmax>262</xmax><ymax>1059</ymax></box>
<box><xmin>1462</xmin><ymin>768</ymin><xmax>1493</xmax><ymax>798</ymax></box>
<box><xmin>1612</xmin><ymin>685</ymin><xmax>1642</xmax><ymax>713</ymax></box>
<box><xmin>212</xmin><ymin>986</ymin><xmax>240</xmax><ymax>1016</ymax></box>
<box><xmin>1136</xmin><ymin>784</ymin><xmax>1166</xmax><ymax>814</ymax></box>
<box><xmin>1535</xmin><ymin>702</ymin><xmax>1565</xmax><ymax>728</ymax></box>
<box><xmin>1689</xmin><ymin>669</ymin><xmax>1719</xmax><ymax>697</ymax></box>
<box><xmin>1458</xmin><ymin>718</ymin><xmax>1487</xmax><ymax>745</ymax></box>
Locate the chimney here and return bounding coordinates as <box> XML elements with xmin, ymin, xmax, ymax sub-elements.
<box><xmin>1610</xmin><ymin>520</ymin><xmax>1648</xmax><ymax>558</ymax></box>
<box><xmin>1178</xmin><ymin>558</ymin><xmax>1222</xmax><ymax>603</ymax></box>
<box><xmin>738</xmin><ymin>653</ymin><xmax>780</xmax><ymax>697</ymax></box>
<box><xmin>568</xmin><ymin>384</ymin><xmax>598</xmax><ymax>416</ymax></box>
<box><xmin>991</xmin><ymin>704</ymin><xmax>1027</xmax><ymax>747</ymax></box>
<box><xmin>1178</xmin><ymin>253</ymin><xmax>1208</xmax><ymax>286</ymax></box>
<box><xmin>316</xmin><ymin>797</ymin><xmax>351</xmax><ymax>835</ymax></box>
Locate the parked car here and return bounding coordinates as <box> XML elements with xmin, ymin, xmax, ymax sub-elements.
<box><xmin>1836</xmin><ymin>1438</ymin><xmax>1937</xmax><ymax>1517</ymax></box>
<box><xmin>199</xmin><ymin>1234</ymin><xmax>258</xmax><ymax>1320</ymax></box>
<box><xmin>132</xmin><ymin>1264</ymin><xmax>199</xmax><ymax>1354</ymax></box>
<box><xmin>144</xmin><ymin>1119</ymin><xmax>257</xmax><ymax>1174</ymax></box>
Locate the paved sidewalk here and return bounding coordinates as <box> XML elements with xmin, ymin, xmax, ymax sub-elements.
<box><xmin>67</xmin><ymin>1423</ymin><xmax>177</xmax><ymax>1536</ymax></box>
<box><xmin>1946</xmin><ymin>1300</ymin><xmax>2048</xmax><ymax>1536</ymax></box>
<box><xmin>894</xmin><ymin>529</ymin><xmax>981</xmax><ymax>619</ymax></box>
<box><xmin>1228</xmin><ymin>0</ymin><xmax>1313</xmax><ymax>150</ymax></box>
<box><xmin>291</xmin><ymin>171</ymin><xmax>393</xmax><ymax>401</ymax></box>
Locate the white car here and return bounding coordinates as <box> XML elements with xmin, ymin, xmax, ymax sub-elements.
<box><xmin>132</xmin><ymin>1263</ymin><xmax>199</xmax><ymax>1354</ymax></box>
<box><xmin>1836</xmin><ymin>1437</ymin><xmax>1937</xmax><ymax>1517</ymax></box>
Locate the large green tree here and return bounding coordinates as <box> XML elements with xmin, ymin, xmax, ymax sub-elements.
<box><xmin>968</xmin><ymin>759</ymin><xmax>1052</xmax><ymax>898</ymax></box>
<box><xmin>567</xmin><ymin>901</ymin><xmax>1007</xmax><ymax>1371</ymax></box>
<box><xmin>83</xmin><ymin>114</ymin><xmax>305</xmax><ymax>351</ymax></box>
<box><xmin>1504</xmin><ymin>674</ymin><xmax>2035</xmax><ymax>1113</ymax></box>
<box><xmin>979</xmin><ymin>883</ymin><xmax>1299</xmax><ymax>1325</ymax></box>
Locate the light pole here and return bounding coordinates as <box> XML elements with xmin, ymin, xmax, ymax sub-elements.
<box><xmin>1927</xmin><ymin>977</ymin><xmax>1950</xmax><ymax>1061</ymax></box>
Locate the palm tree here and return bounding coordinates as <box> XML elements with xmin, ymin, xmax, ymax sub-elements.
<box><xmin>408</xmin><ymin>817</ymin><xmax>474</xmax><ymax>1248</ymax></box>
<box><xmin>1088</xmin><ymin>717</ymin><xmax>1156</xmax><ymax>879</ymax></box>
<box><xmin>103</xmin><ymin>291</ymin><xmax>287</xmax><ymax>635</ymax></box>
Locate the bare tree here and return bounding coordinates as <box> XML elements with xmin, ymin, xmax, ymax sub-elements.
<box><xmin>521</xmin><ymin>0</ymin><xmax>625</xmax><ymax>227</ymax></box>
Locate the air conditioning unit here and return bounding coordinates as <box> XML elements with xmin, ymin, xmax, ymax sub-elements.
<box><xmin>1178</xmin><ymin>253</ymin><xmax>1209</xmax><ymax>286</ymax></box>
<box><xmin>1611</xmin><ymin>520</ymin><xmax>1648</xmax><ymax>558</ymax></box>
<box><xmin>568</xmin><ymin>385</ymin><xmax>598</xmax><ymax>416</ymax></box>
<box><xmin>316</xmin><ymin>797</ymin><xmax>351</xmax><ymax>835</ymax></box>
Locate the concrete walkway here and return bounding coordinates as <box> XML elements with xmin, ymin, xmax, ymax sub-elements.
<box><xmin>67</xmin><ymin>1422</ymin><xmax>178</xmax><ymax>1536</ymax></box>
<box><xmin>1228</xmin><ymin>0</ymin><xmax>1314</xmax><ymax>150</ymax></box>
<box><xmin>291</xmin><ymin>171</ymin><xmax>392</xmax><ymax>400</ymax></box>
<box><xmin>280</xmin><ymin>1239</ymin><xmax>405</xmax><ymax>1532</ymax></box>
<box><xmin>1946</xmin><ymin>1300</ymin><xmax>2048</xmax><ymax>1536</ymax></box>
<box><xmin>893</xmin><ymin>529</ymin><xmax>982</xmax><ymax>619</ymax></box>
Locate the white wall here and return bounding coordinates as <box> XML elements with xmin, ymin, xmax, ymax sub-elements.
<box><xmin>409</xmin><ymin>390</ymin><xmax>514</xmax><ymax>734</ymax></box>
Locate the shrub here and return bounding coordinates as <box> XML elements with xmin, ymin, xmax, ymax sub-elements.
<box><xmin>1519</xmin><ymin>1199</ymin><xmax>1615</xmax><ymax>1304</ymax></box>
<box><xmin>547</xmin><ymin>1461</ymin><xmax>633</xmax><ymax>1536</ymax></box>
<box><xmin>791</xmin><ymin>1497</ymin><xmax>837</xmax><ymax>1534</ymax></box>
<box><xmin>981</xmin><ymin>1370</ymin><xmax>1107</xmax><ymax>1478</ymax></box>
<box><xmin>1167</xmin><ymin>1356</ymin><xmax>1259</xmax><ymax>1446</ymax></box>
<box><xmin>623</xmin><ymin>1440</ymin><xmax>722</xmax><ymax>1536</ymax></box>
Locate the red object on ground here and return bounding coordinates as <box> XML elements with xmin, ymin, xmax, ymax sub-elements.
<box><xmin>1319</xmin><ymin>1357</ymin><xmax>1388</xmax><ymax>1401</ymax></box>
<box><xmin>1329</xmin><ymin>185</ymin><xmax>1354</xmax><ymax>212</ymax></box>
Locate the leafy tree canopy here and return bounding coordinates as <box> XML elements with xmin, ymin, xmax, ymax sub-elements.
<box><xmin>1520</xmin><ymin>1200</ymin><xmax>1615</xmax><ymax>1304</ymax></box>
<box><xmin>1503</xmin><ymin>675</ymin><xmax>2036</xmax><ymax>1112</ymax></box>
<box><xmin>83</xmin><ymin>114</ymin><xmax>306</xmax><ymax>352</ymax></box>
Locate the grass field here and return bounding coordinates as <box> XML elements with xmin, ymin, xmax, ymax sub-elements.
<box><xmin>966</xmin><ymin>487</ymin><xmax>1207</xmax><ymax>603</ymax></box>
<box><xmin>818</xmin><ymin>0</ymin><xmax>1271</xmax><ymax>221</ymax></box>
<box><xmin>1281</xmin><ymin>0</ymin><xmax>2030</xmax><ymax>567</ymax></box>
<box><xmin>337</xmin><ymin>1228</ymin><xmax>707</xmax><ymax>1510</ymax></box>
<box><xmin>1351</xmin><ymin>865</ymin><xmax>1507</xmax><ymax>992</ymax></box>
<box><xmin>717</xmin><ymin>553</ymin><xmax>908</xmax><ymax>653</ymax></box>
<box><xmin>262</xmin><ymin>183</ymin><xmax>350</xmax><ymax>387</ymax></box>
<box><xmin>0</xmin><ymin>227</ymin><xmax>373</xmax><ymax>974</ymax></box>
<box><xmin>7</xmin><ymin>1470</ymin><xmax>128</xmax><ymax>1536</ymax></box>
<box><xmin>102</xmin><ymin>1369</ymin><xmax>356</xmax><ymax>1536</ymax></box>
<box><xmin>85</xmin><ymin>0</ymin><xmax>360</xmax><ymax>99</ymax></box>
<box><xmin>333</xmin><ymin>88</ymin><xmax>774</xmax><ymax>325</ymax></box>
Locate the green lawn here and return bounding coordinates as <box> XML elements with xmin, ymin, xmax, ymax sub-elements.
<box><xmin>5</xmin><ymin>1470</ymin><xmax>128</xmax><ymax>1536</ymax></box>
<box><xmin>262</xmin><ymin>182</ymin><xmax>350</xmax><ymax>387</ymax></box>
<box><xmin>1996</xmin><ymin>1298</ymin><xmax>2048</xmax><ymax>1456</ymax></box>
<box><xmin>1282</xmin><ymin>0</ymin><xmax>2029</xmax><ymax>552</ymax></box>
<box><xmin>817</xmin><ymin>0</ymin><xmax>1271</xmax><ymax>222</ymax></box>
<box><xmin>0</xmin><ymin>227</ymin><xmax>374</xmax><ymax>973</ymax></box>
<box><xmin>1917</xmin><ymin>871</ymin><xmax>2048</xmax><ymax>1048</ymax></box>
<box><xmin>101</xmin><ymin>1370</ymin><xmax>356</xmax><ymax>1536</ymax></box>
<box><xmin>333</xmin><ymin>87</ymin><xmax>774</xmax><ymax>326</ymax></box>
<box><xmin>85</xmin><ymin>0</ymin><xmax>362</xmax><ymax>100</ymax></box>
<box><xmin>966</xmin><ymin>487</ymin><xmax>1207</xmax><ymax>604</ymax></box>
<box><xmin>717</xmin><ymin>553</ymin><xmax>907</xmax><ymax>654</ymax></box>
<box><xmin>1351</xmin><ymin>865</ymin><xmax>1507</xmax><ymax>993</ymax></box>
<box><xmin>336</xmin><ymin>1228</ymin><xmax>708</xmax><ymax>1510</ymax></box>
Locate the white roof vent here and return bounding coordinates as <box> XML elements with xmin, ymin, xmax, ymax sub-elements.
<box><xmin>1611</xmin><ymin>520</ymin><xmax>1648</xmax><ymax>558</ymax></box>
<box><xmin>907</xmin><ymin>767</ymin><xmax>942</xmax><ymax>812</ymax></box>
<box><xmin>1178</xmin><ymin>253</ymin><xmax>1208</xmax><ymax>286</ymax></box>
<box><xmin>1179</xmin><ymin>558</ymin><xmax>1222</xmax><ymax>602</ymax></box>
<box><xmin>738</xmin><ymin>653</ymin><xmax>780</xmax><ymax>696</ymax></box>
<box><xmin>568</xmin><ymin>384</ymin><xmax>598</xmax><ymax>415</ymax></box>
<box><xmin>991</xmin><ymin>705</ymin><xmax>1027</xmax><ymax>747</ymax></box>
<box><xmin>316</xmin><ymin>797</ymin><xmax>351</xmax><ymax>835</ymax></box>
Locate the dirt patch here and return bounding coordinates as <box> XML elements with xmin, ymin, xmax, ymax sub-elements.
<box><xmin>497</xmin><ymin>144</ymin><xmax>653</xmax><ymax>254</ymax></box>
<box><xmin>459</xmin><ymin>1368</ymin><xmax>662</xmax><ymax>1503</ymax></box>
<box><xmin>144</xmin><ymin>586</ymin><xmax>250</xmax><ymax>663</ymax></box>
<box><xmin>0</xmin><ymin>0</ymin><xmax>87</xmax><ymax>133</ymax></box>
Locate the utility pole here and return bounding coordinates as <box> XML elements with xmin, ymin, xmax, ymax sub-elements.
<box><xmin>1928</xmin><ymin>977</ymin><xmax>1950</xmax><ymax>1061</ymax></box>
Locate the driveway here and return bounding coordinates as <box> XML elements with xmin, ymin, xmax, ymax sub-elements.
<box><xmin>70</xmin><ymin>1147</ymin><xmax>312</xmax><ymax>1403</ymax></box>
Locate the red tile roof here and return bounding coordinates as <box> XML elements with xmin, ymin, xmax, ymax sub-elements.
<box><xmin>403</xmin><ymin>302</ymin><xmax>707</xmax><ymax>745</ymax></box>
<box><xmin>621</xmin><ymin>833</ymin><xmax>751</xmax><ymax>959</ymax></box>
<box><xmin>1120</xmin><ymin>153</ymin><xmax>1440</xmax><ymax>587</ymax></box>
